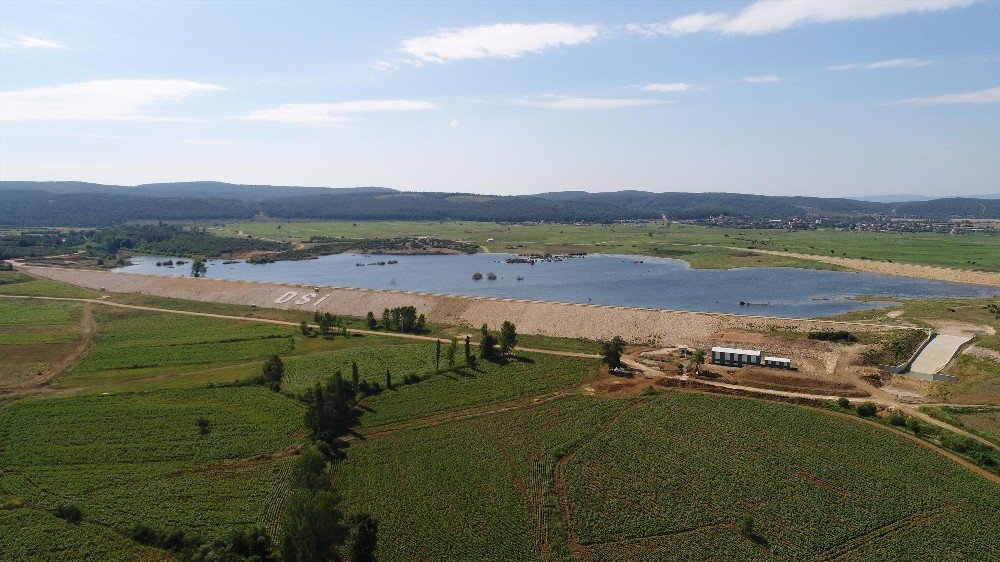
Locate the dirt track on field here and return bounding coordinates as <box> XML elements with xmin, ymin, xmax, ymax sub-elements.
<box><xmin>734</xmin><ymin>247</ymin><xmax>1000</xmax><ymax>287</ymax></box>
<box><xmin>23</xmin><ymin>266</ymin><xmax>906</xmax><ymax>346</ymax></box>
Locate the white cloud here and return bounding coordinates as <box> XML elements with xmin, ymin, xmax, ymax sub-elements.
<box><xmin>641</xmin><ymin>82</ymin><xmax>697</xmax><ymax>92</ymax></box>
<box><xmin>400</xmin><ymin>23</ymin><xmax>601</xmax><ymax>63</ymax></box>
<box><xmin>627</xmin><ymin>13</ymin><xmax>728</xmax><ymax>37</ymax></box>
<box><xmin>741</xmin><ymin>75</ymin><xmax>783</xmax><ymax>83</ymax></box>
<box><xmin>515</xmin><ymin>97</ymin><xmax>669</xmax><ymax>110</ymax></box>
<box><xmin>372</xmin><ymin>60</ymin><xmax>396</xmax><ymax>72</ymax></box>
<box><xmin>888</xmin><ymin>86</ymin><xmax>1000</xmax><ymax>105</ymax></box>
<box><xmin>632</xmin><ymin>0</ymin><xmax>976</xmax><ymax>37</ymax></box>
<box><xmin>7</xmin><ymin>36</ymin><xmax>67</xmax><ymax>49</ymax></box>
<box><xmin>828</xmin><ymin>58</ymin><xmax>932</xmax><ymax>71</ymax></box>
<box><xmin>0</xmin><ymin>79</ymin><xmax>224</xmax><ymax>122</ymax></box>
<box><xmin>239</xmin><ymin>99</ymin><xmax>439</xmax><ymax>126</ymax></box>
<box><xmin>448</xmin><ymin>119</ymin><xmax>460</xmax><ymax>128</ymax></box>
<box><xmin>173</xmin><ymin>138</ymin><xmax>242</xmax><ymax>145</ymax></box>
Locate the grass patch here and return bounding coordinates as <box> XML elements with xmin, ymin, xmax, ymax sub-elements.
<box><xmin>212</xmin><ymin>220</ymin><xmax>1000</xmax><ymax>271</ymax></box>
<box><xmin>921</xmin><ymin>405</ymin><xmax>1000</xmax><ymax>448</ymax></box>
<box><xmin>57</xmin><ymin>305</ymin><xmax>294</xmax><ymax>389</ymax></box>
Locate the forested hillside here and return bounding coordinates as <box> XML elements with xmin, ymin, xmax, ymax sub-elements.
<box><xmin>2</xmin><ymin>182</ymin><xmax>998</xmax><ymax>226</ymax></box>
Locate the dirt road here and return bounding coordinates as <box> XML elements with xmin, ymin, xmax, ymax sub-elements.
<box><xmin>0</xmin><ymin>294</ymin><xmax>599</xmax><ymax>360</ymax></box>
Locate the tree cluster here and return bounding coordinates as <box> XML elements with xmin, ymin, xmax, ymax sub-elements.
<box><xmin>374</xmin><ymin>307</ymin><xmax>425</xmax><ymax>333</ymax></box>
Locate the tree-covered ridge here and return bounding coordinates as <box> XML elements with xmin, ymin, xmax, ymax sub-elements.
<box><xmin>92</xmin><ymin>224</ymin><xmax>288</xmax><ymax>258</ymax></box>
<box><xmin>3</xmin><ymin>183</ymin><xmax>999</xmax><ymax>227</ymax></box>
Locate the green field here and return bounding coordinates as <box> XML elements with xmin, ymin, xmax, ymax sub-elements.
<box><xmin>53</xmin><ymin>304</ymin><xmax>293</xmax><ymax>390</ymax></box>
<box><xmin>0</xmin><ymin>387</ymin><xmax>303</xmax><ymax>560</ymax></box>
<box><xmin>2</xmin><ymin>273</ymin><xmax>999</xmax><ymax>561</ymax></box>
<box><xmin>0</xmin><ymin>270</ymin><xmax>100</xmax><ymax>298</ymax></box>
<box><xmin>212</xmin><ymin>220</ymin><xmax>1000</xmax><ymax>272</ymax></box>
<box><xmin>333</xmin><ymin>392</ymin><xmax>1000</xmax><ymax>562</ymax></box>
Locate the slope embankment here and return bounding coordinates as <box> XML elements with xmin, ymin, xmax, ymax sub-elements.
<box><xmin>24</xmin><ymin>266</ymin><xmax>904</xmax><ymax>344</ymax></box>
<box><xmin>737</xmin><ymin>248</ymin><xmax>1000</xmax><ymax>287</ymax></box>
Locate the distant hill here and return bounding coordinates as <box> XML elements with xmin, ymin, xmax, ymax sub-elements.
<box><xmin>0</xmin><ymin>181</ymin><xmax>394</xmax><ymax>201</ymax></box>
<box><xmin>533</xmin><ymin>190</ymin><xmax>1000</xmax><ymax>220</ymax></box>
<box><xmin>850</xmin><ymin>194</ymin><xmax>937</xmax><ymax>203</ymax></box>
<box><xmin>850</xmin><ymin>193</ymin><xmax>1000</xmax><ymax>203</ymax></box>
<box><xmin>1</xmin><ymin>183</ymin><xmax>998</xmax><ymax>226</ymax></box>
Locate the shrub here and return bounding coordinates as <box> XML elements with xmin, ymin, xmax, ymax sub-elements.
<box><xmin>836</xmin><ymin>397</ymin><xmax>851</xmax><ymax>409</ymax></box>
<box><xmin>808</xmin><ymin>330</ymin><xmax>858</xmax><ymax>344</ymax></box>
<box><xmin>196</xmin><ymin>417</ymin><xmax>211</xmax><ymax>434</ymax></box>
<box><xmin>856</xmin><ymin>402</ymin><xmax>878</xmax><ymax>417</ymax></box>
<box><xmin>472</xmin><ymin>272</ymin><xmax>483</xmax><ymax>280</ymax></box>
<box><xmin>53</xmin><ymin>503</ymin><xmax>83</xmax><ymax>524</ymax></box>
<box><xmin>888</xmin><ymin>412</ymin><xmax>907</xmax><ymax>426</ymax></box>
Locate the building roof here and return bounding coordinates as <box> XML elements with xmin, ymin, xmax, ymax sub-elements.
<box><xmin>711</xmin><ymin>347</ymin><xmax>761</xmax><ymax>356</ymax></box>
<box><xmin>764</xmin><ymin>356</ymin><xmax>791</xmax><ymax>363</ymax></box>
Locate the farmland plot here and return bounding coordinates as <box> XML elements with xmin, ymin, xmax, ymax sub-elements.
<box><xmin>0</xmin><ymin>300</ymin><xmax>83</xmax><ymax>389</ymax></box>
<box><xmin>333</xmin><ymin>395</ymin><xmax>633</xmax><ymax>562</ymax></box>
<box><xmin>0</xmin><ymin>386</ymin><xmax>304</xmax><ymax>558</ymax></box>
<box><xmin>561</xmin><ymin>392</ymin><xmax>1000</xmax><ymax>561</ymax></box>
<box><xmin>58</xmin><ymin>305</ymin><xmax>295</xmax><ymax>388</ymax></box>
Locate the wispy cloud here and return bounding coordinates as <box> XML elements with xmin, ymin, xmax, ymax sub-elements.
<box><xmin>238</xmin><ymin>100</ymin><xmax>439</xmax><ymax>126</ymax></box>
<box><xmin>888</xmin><ymin>86</ymin><xmax>1000</xmax><ymax>106</ymax></box>
<box><xmin>401</xmin><ymin>23</ymin><xmax>601</xmax><ymax>63</ymax></box>
<box><xmin>63</xmin><ymin>132</ymin><xmax>242</xmax><ymax>145</ymax></box>
<box><xmin>741</xmin><ymin>75</ymin><xmax>783</xmax><ymax>84</ymax></box>
<box><xmin>448</xmin><ymin>119</ymin><xmax>460</xmax><ymax>128</ymax></box>
<box><xmin>515</xmin><ymin>97</ymin><xmax>669</xmax><ymax>110</ymax></box>
<box><xmin>827</xmin><ymin>58</ymin><xmax>932</xmax><ymax>71</ymax></box>
<box><xmin>630</xmin><ymin>0</ymin><xmax>976</xmax><ymax>37</ymax></box>
<box><xmin>641</xmin><ymin>82</ymin><xmax>699</xmax><ymax>92</ymax></box>
<box><xmin>0</xmin><ymin>79</ymin><xmax>224</xmax><ymax>122</ymax></box>
<box><xmin>2</xmin><ymin>36</ymin><xmax>68</xmax><ymax>50</ymax></box>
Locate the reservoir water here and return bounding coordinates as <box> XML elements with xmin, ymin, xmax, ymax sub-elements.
<box><xmin>117</xmin><ymin>253</ymin><xmax>998</xmax><ymax>319</ymax></box>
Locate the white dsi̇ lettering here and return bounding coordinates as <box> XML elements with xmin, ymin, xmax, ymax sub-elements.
<box><xmin>274</xmin><ymin>291</ymin><xmax>298</xmax><ymax>304</ymax></box>
<box><xmin>294</xmin><ymin>293</ymin><xmax>317</xmax><ymax>305</ymax></box>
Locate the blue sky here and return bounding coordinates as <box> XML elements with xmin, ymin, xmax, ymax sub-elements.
<box><xmin>1</xmin><ymin>0</ymin><xmax>998</xmax><ymax>197</ymax></box>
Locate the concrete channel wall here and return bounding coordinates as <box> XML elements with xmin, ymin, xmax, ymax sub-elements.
<box><xmin>25</xmin><ymin>266</ymin><xmax>906</xmax><ymax>344</ymax></box>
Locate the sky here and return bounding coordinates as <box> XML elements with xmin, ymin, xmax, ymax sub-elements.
<box><xmin>1</xmin><ymin>0</ymin><xmax>998</xmax><ymax>198</ymax></box>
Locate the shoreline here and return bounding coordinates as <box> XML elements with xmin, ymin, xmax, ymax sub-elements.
<box><xmin>24</xmin><ymin>265</ymin><xmax>908</xmax><ymax>345</ymax></box>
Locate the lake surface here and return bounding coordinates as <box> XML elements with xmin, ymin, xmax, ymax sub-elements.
<box><xmin>117</xmin><ymin>253</ymin><xmax>998</xmax><ymax>319</ymax></box>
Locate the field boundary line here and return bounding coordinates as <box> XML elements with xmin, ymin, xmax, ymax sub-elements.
<box><xmin>0</xmin><ymin>294</ymin><xmax>599</xmax><ymax>359</ymax></box>
<box><xmin>815</xmin><ymin>503</ymin><xmax>955</xmax><ymax>561</ymax></box>
<box><xmin>553</xmin><ymin>398</ymin><xmax>649</xmax><ymax>562</ymax></box>
<box><xmin>352</xmin><ymin>392</ymin><xmax>568</xmax><ymax>440</ymax></box>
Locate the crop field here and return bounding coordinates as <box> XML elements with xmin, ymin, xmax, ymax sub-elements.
<box><xmin>561</xmin><ymin>393</ymin><xmax>1000</xmax><ymax>561</ymax></box>
<box><xmin>333</xmin><ymin>395</ymin><xmax>631</xmax><ymax>562</ymax></box>
<box><xmin>331</xmin><ymin>391</ymin><xmax>1000</xmax><ymax>562</ymax></box>
<box><xmin>0</xmin><ymin>299</ymin><xmax>84</xmax><ymax>389</ymax></box>
<box><xmin>57</xmin><ymin>305</ymin><xmax>295</xmax><ymax>388</ymax></box>
<box><xmin>0</xmin><ymin>387</ymin><xmax>303</xmax><ymax>560</ymax></box>
<box><xmin>1</xmin><ymin>271</ymin><xmax>998</xmax><ymax>561</ymax></box>
<box><xmin>212</xmin><ymin>220</ymin><xmax>1000</xmax><ymax>271</ymax></box>
<box><xmin>283</xmin><ymin>337</ymin><xmax>600</xmax><ymax>430</ymax></box>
